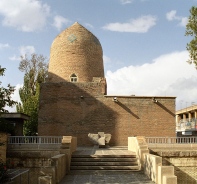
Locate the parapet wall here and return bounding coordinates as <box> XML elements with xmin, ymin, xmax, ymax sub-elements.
<box><xmin>6</xmin><ymin>136</ymin><xmax>77</xmax><ymax>184</ymax></box>
<box><xmin>151</xmin><ymin>149</ymin><xmax>197</xmax><ymax>184</ymax></box>
<box><xmin>128</xmin><ymin>136</ymin><xmax>177</xmax><ymax>184</ymax></box>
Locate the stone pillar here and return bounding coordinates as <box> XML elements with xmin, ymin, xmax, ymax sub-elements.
<box><xmin>194</xmin><ymin>110</ymin><xmax>197</xmax><ymax>119</ymax></box>
<box><xmin>189</xmin><ymin>112</ymin><xmax>192</xmax><ymax>120</ymax></box>
<box><xmin>183</xmin><ymin>113</ymin><xmax>186</xmax><ymax>120</ymax></box>
<box><xmin>176</xmin><ymin>115</ymin><xmax>181</xmax><ymax>123</ymax></box>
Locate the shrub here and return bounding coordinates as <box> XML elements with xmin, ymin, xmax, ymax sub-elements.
<box><xmin>0</xmin><ymin>159</ymin><xmax>7</xmax><ymax>181</ymax></box>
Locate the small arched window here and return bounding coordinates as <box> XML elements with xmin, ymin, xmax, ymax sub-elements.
<box><xmin>70</xmin><ymin>73</ymin><xmax>78</xmax><ymax>82</ymax></box>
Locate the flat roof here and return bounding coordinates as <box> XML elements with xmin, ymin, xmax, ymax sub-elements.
<box><xmin>0</xmin><ymin>113</ymin><xmax>30</xmax><ymax>120</ymax></box>
<box><xmin>176</xmin><ymin>105</ymin><xmax>197</xmax><ymax>115</ymax></box>
<box><xmin>104</xmin><ymin>95</ymin><xmax>176</xmax><ymax>99</ymax></box>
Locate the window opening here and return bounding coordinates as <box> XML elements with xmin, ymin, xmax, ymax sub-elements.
<box><xmin>70</xmin><ymin>73</ymin><xmax>78</xmax><ymax>82</ymax></box>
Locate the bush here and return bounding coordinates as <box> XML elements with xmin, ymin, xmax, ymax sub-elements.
<box><xmin>0</xmin><ymin>119</ymin><xmax>15</xmax><ymax>135</ymax></box>
<box><xmin>0</xmin><ymin>159</ymin><xmax>7</xmax><ymax>181</ymax></box>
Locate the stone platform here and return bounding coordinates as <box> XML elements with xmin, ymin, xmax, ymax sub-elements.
<box><xmin>60</xmin><ymin>146</ymin><xmax>154</xmax><ymax>184</ymax></box>
<box><xmin>72</xmin><ymin>146</ymin><xmax>135</xmax><ymax>155</ymax></box>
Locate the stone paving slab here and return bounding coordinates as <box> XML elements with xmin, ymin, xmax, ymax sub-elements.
<box><xmin>59</xmin><ymin>171</ymin><xmax>155</xmax><ymax>184</ymax></box>
<box><xmin>72</xmin><ymin>146</ymin><xmax>135</xmax><ymax>156</ymax></box>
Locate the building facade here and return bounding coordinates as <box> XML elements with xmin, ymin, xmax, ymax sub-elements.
<box><xmin>176</xmin><ymin>105</ymin><xmax>197</xmax><ymax>136</ymax></box>
<box><xmin>38</xmin><ymin>22</ymin><xmax>176</xmax><ymax>146</ymax></box>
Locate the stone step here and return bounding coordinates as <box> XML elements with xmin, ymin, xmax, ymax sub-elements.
<box><xmin>71</xmin><ymin>157</ymin><xmax>137</xmax><ymax>162</ymax></box>
<box><xmin>70</xmin><ymin>154</ymin><xmax>140</xmax><ymax>171</ymax></box>
<box><xmin>70</xmin><ymin>165</ymin><xmax>140</xmax><ymax>170</ymax></box>
<box><xmin>68</xmin><ymin>170</ymin><xmax>141</xmax><ymax>175</ymax></box>
<box><xmin>71</xmin><ymin>161</ymin><xmax>138</xmax><ymax>166</ymax></box>
<box><xmin>71</xmin><ymin>154</ymin><xmax>136</xmax><ymax>158</ymax></box>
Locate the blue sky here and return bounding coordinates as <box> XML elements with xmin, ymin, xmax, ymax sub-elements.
<box><xmin>0</xmin><ymin>0</ymin><xmax>197</xmax><ymax>111</ymax></box>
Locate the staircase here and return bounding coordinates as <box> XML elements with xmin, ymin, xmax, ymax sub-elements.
<box><xmin>70</xmin><ymin>153</ymin><xmax>140</xmax><ymax>172</ymax></box>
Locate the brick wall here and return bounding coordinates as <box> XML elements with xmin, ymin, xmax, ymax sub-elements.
<box><xmin>38</xmin><ymin>80</ymin><xmax>176</xmax><ymax>146</ymax></box>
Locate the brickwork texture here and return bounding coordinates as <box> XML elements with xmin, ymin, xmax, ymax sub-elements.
<box><xmin>48</xmin><ymin>22</ymin><xmax>104</xmax><ymax>83</ymax></box>
<box><xmin>38</xmin><ymin>22</ymin><xmax>176</xmax><ymax>146</ymax></box>
<box><xmin>38</xmin><ymin>80</ymin><xmax>175</xmax><ymax>146</ymax></box>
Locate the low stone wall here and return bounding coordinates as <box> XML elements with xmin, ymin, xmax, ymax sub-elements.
<box><xmin>6</xmin><ymin>136</ymin><xmax>77</xmax><ymax>184</ymax></box>
<box><xmin>128</xmin><ymin>136</ymin><xmax>149</xmax><ymax>169</ymax></box>
<box><xmin>153</xmin><ymin>150</ymin><xmax>197</xmax><ymax>184</ymax></box>
<box><xmin>144</xmin><ymin>154</ymin><xmax>177</xmax><ymax>184</ymax></box>
<box><xmin>51</xmin><ymin>154</ymin><xmax>66</xmax><ymax>183</ymax></box>
<box><xmin>128</xmin><ymin>136</ymin><xmax>177</xmax><ymax>184</ymax></box>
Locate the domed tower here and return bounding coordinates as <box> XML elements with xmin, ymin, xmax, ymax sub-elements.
<box><xmin>48</xmin><ymin>22</ymin><xmax>104</xmax><ymax>83</ymax></box>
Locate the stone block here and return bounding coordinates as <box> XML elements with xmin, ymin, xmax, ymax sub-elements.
<box><xmin>158</xmin><ymin>166</ymin><xmax>174</xmax><ymax>184</ymax></box>
<box><xmin>98</xmin><ymin>132</ymin><xmax>104</xmax><ymax>137</ymax></box>
<box><xmin>88</xmin><ymin>133</ymin><xmax>99</xmax><ymax>145</ymax></box>
<box><xmin>51</xmin><ymin>154</ymin><xmax>66</xmax><ymax>183</ymax></box>
<box><xmin>139</xmin><ymin>149</ymin><xmax>149</xmax><ymax>164</ymax></box>
<box><xmin>98</xmin><ymin>137</ymin><xmax>105</xmax><ymax>148</ymax></box>
<box><xmin>38</xmin><ymin>176</ymin><xmax>52</xmax><ymax>184</ymax></box>
<box><xmin>144</xmin><ymin>154</ymin><xmax>162</xmax><ymax>183</ymax></box>
<box><xmin>105</xmin><ymin>134</ymin><xmax>111</xmax><ymax>144</ymax></box>
<box><xmin>163</xmin><ymin>175</ymin><xmax>177</xmax><ymax>184</ymax></box>
<box><xmin>88</xmin><ymin>133</ymin><xmax>111</xmax><ymax>147</ymax></box>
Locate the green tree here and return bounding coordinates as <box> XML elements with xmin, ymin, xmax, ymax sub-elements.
<box><xmin>185</xmin><ymin>6</ymin><xmax>197</xmax><ymax>67</ymax></box>
<box><xmin>0</xmin><ymin>67</ymin><xmax>16</xmax><ymax>134</ymax></box>
<box><xmin>16</xmin><ymin>54</ymin><xmax>48</xmax><ymax>136</ymax></box>
<box><xmin>0</xmin><ymin>67</ymin><xmax>16</xmax><ymax>113</ymax></box>
<box><xmin>0</xmin><ymin>67</ymin><xmax>16</xmax><ymax>181</ymax></box>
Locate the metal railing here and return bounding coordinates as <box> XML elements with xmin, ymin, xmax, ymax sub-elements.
<box><xmin>8</xmin><ymin>136</ymin><xmax>63</xmax><ymax>144</ymax></box>
<box><xmin>146</xmin><ymin>137</ymin><xmax>197</xmax><ymax>144</ymax></box>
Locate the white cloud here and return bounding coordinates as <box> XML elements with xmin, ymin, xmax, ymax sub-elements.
<box><xmin>106</xmin><ymin>50</ymin><xmax>197</xmax><ymax>110</ymax></box>
<box><xmin>84</xmin><ymin>23</ymin><xmax>94</xmax><ymax>29</ymax></box>
<box><xmin>179</xmin><ymin>17</ymin><xmax>188</xmax><ymax>27</ymax></box>
<box><xmin>9</xmin><ymin>45</ymin><xmax>35</xmax><ymax>60</ymax></box>
<box><xmin>166</xmin><ymin>10</ymin><xmax>177</xmax><ymax>21</ymax></box>
<box><xmin>120</xmin><ymin>0</ymin><xmax>133</xmax><ymax>5</ymax></box>
<box><xmin>0</xmin><ymin>43</ymin><xmax>9</xmax><ymax>49</ymax></box>
<box><xmin>9</xmin><ymin>55</ymin><xmax>20</xmax><ymax>61</ymax></box>
<box><xmin>103</xmin><ymin>55</ymin><xmax>111</xmax><ymax>64</ymax></box>
<box><xmin>52</xmin><ymin>15</ymin><xmax>70</xmax><ymax>31</ymax></box>
<box><xmin>19</xmin><ymin>46</ymin><xmax>35</xmax><ymax>56</ymax></box>
<box><xmin>0</xmin><ymin>0</ymin><xmax>50</xmax><ymax>32</ymax></box>
<box><xmin>166</xmin><ymin>10</ymin><xmax>188</xmax><ymax>27</ymax></box>
<box><xmin>102</xmin><ymin>15</ymin><xmax>157</xmax><ymax>33</ymax></box>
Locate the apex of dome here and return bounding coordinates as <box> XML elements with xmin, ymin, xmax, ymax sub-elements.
<box><xmin>65</xmin><ymin>22</ymin><xmax>92</xmax><ymax>35</ymax></box>
<box><xmin>69</xmin><ymin>22</ymin><xmax>81</xmax><ymax>28</ymax></box>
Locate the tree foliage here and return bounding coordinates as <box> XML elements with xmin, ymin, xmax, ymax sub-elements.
<box><xmin>185</xmin><ymin>6</ymin><xmax>197</xmax><ymax>67</ymax></box>
<box><xmin>0</xmin><ymin>67</ymin><xmax>16</xmax><ymax>134</ymax></box>
<box><xmin>16</xmin><ymin>54</ymin><xmax>48</xmax><ymax>136</ymax></box>
<box><xmin>0</xmin><ymin>67</ymin><xmax>16</xmax><ymax>113</ymax></box>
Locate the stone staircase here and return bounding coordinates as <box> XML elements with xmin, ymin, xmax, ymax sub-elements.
<box><xmin>70</xmin><ymin>154</ymin><xmax>140</xmax><ymax>172</ymax></box>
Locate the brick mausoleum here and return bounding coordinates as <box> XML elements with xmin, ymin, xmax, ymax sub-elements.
<box><xmin>38</xmin><ymin>22</ymin><xmax>176</xmax><ymax>146</ymax></box>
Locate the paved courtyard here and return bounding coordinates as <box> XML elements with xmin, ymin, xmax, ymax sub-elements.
<box><xmin>60</xmin><ymin>171</ymin><xmax>155</xmax><ymax>184</ymax></box>
<box><xmin>60</xmin><ymin>146</ymin><xmax>154</xmax><ymax>184</ymax></box>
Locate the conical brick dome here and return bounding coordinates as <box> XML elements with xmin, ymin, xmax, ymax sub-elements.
<box><xmin>48</xmin><ymin>22</ymin><xmax>104</xmax><ymax>82</ymax></box>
